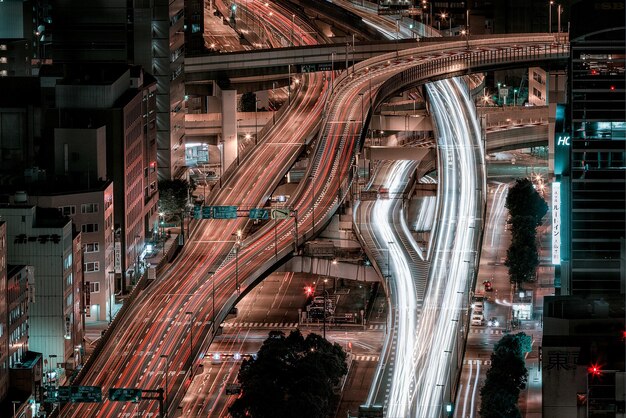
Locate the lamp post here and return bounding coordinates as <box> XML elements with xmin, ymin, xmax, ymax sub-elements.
<box><xmin>331</xmin><ymin>52</ymin><xmax>335</xmax><ymax>94</ymax></box>
<box><xmin>160</xmin><ymin>354</ymin><xmax>169</xmax><ymax>413</ymax></box>
<box><xmin>12</xmin><ymin>401</ymin><xmax>19</xmax><ymax>418</ymax></box>
<box><xmin>185</xmin><ymin>312</ymin><xmax>194</xmax><ymax>359</ymax></box>
<box><xmin>322</xmin><ymin>278</ymin><xmax>328</xmax><ymax>339</ymax></box>
<box><xmin>107</xmin><ymin>271</ymin><xmax>115</xmax><ymax>323</ymax></box>
<box><xmin>548</xmin><ymin>0</ymin><xmax>554</xmax><ymax>33</ymax></box>
<box><xmin>255</xmin><ymin>98</ymin><xmax>259</xmax><ymax>145</ymax></box>
<box><xmin>513</xmin><ymin>88</ymin><xmax>518</xmax><ymax>106</ymax></box>
<box><xmin>290</xmin><ymin>13</ymin><xmax>295</xmax><ymax>47</ymax></box>
<box><xmin>310</xmin><ymin>174</ymin><xmax>315</xmax><ymax>239</ymax></box>
<box><xmin>436</xmin><ymin>383</ymin><xmax>445</xmax><ymax>417</ymax></box>
<box><xmin>235</xmin><ymin>230</ymin><xmax>242</xmax><ymax>293</ymax></box>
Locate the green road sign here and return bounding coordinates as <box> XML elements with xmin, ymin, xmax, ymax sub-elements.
<box><xmin>109</xmin><ymin>388</ymin><xmax>142</xmax><ymax>402</ymax></box>
<box><xmin>193</xmin><ymin>205</ymin><xmax>202</xmax><ymax>220</ymax></box>
<box><xmin>249</xmin><ymin>208</ymin><xmax>269</xmax><ymax>220</ymax></box>
<box><xmin>213</xmin><ymin>206</ymin><xmax>238</xmax><ymax>219</ymax></box>
<box><xmin>45</xmin><ymin>386</ymin><xmax>102</xmax><ymax>403</ymax></box>
<box><xmin>202</xmin><ymin>206</ymin><xmax>212</xmax><ymax>219</ymax></box>
<box><xmin>271</xmin><ymin>208</ymin><xmax>290</xmax><ymax>220</ymax></box>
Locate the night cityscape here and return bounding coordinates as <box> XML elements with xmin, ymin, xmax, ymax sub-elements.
<box><xmin>0</xmin><ymin>0</ymin><xmax>624</xmax><ymax>417</ymax></box>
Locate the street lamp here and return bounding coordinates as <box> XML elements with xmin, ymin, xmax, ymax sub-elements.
<box><xmin>322</xmin><ymin>278</ymin><xmax>328</xmax><ymax>339</ymax></box>
<box><xmin>12</xmin><ymin>400</ymin><xmax>20</xmax><ymax>418</ymax></box>
<box><xmin>548</xmin><ymin>0</ymin><xmax>554</xmax><ymax>33</ymax></box>
<box><xmin>107</xmin><ymin>271</ymin><xmax>115</xmax><ymax>323</ymax></box>
<box><xmin>185</xmin><ymin>311</ymin><xmax>194</xmax><ymax>358</ymax></box>
<box><xmin>513</xmin><ymin>88</ymin><xmax>518</xmax><ymax>106</ymax></box>
<box><xmin>160</xmin><ymin>354</ymin><xmax>169</xmax><ymax>413</ymax></box>
<box><xmin>255</xmin><ymin>98</ymin><xmax>259</xmax><ymax>145</ymax></box>
<box><xmin>234</xmin><ymin>230</ymin><xmax>242</xmax><ymax>293</ymax></box>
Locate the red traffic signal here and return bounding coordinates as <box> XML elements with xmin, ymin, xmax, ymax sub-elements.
<box><xmin>588</xmin><ymin>364</ymin><xmax>601</xmax><ymax>376</ymax></box>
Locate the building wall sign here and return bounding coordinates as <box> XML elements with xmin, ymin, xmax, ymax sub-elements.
<box><xmin>552</xmin><ymin>182</ymin><xmax>561</xmax><ymax>265</ymax></box>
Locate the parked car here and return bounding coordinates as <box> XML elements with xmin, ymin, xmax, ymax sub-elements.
<box><xmin>471</xmin><ymin>314</ymin><xmax>485</xmax><ymax>326</ymax></box>
<box><xmin>472</xmin><ymin>300</ymin><xmax>484</xmax><ymax>313</ymax></box>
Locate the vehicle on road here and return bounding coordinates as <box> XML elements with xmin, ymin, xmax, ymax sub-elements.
<box><xmin>487</xmin><ymin>317</ymin><xmax>500</xmax><ymax>327</ymax></box>
<box><xmin>483</xmin><ymin>280</ymin><xmax>493</xmax><ymax>291</ymax></box>
<box><xmin>471</xmin><ymin>300</ymin><xmax>484</xmax><ymax>313</ymax></box>
<box><xmin>471</xmin><ymin>313</ymin><xmax>485</xmax><ymax>326</ymax></box>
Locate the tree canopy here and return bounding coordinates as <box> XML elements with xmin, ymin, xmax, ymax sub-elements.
<box><xmin>505</xmin><ymin>215</ymin><xmax>540</xmax><ymax>286</ymax></box>
<box><xmin>157</xmin><ymin>179</ymin><xmax>190</xmax><ymax>222</ymax></box>
<box><xmin>480</xmin><ymin>333</ymin><xmax>529</xmax><ymax>418</ymax></box>
<box><xmin>505</xmin><ymin>178</ymin><xmax>548</xmax><ymax>226</ymax></box>
<box><xmin>229</xmin><ymin>330</ymin><xmax>348</xmax><ymax>418</ymax></box>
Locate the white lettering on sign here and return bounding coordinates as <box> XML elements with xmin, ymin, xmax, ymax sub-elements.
<box><xmin>557</xmin><ymin>135</ymin><xmax>570</xmax><ymax>146</ymax></box>
<box><xmin>552</xmin><ymin>182</ymin><xmax>561</xmax><ymax>265</ymax></box>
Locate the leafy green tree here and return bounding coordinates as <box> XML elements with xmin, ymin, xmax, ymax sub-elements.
<box><xmin>506</xmin><ymin>215</ymin><xmax>540</xmax><ymax>286</ymax></box>
<box><xmin>158</xmin><ymin>179</ymin><xmax>190</xmax><ymax>223</ymax></box>
<box><xmin>229</xmin><ymin>330</ymin><xmax>348</xmax><ymax>418</ymax></box>
<box><xmin>506</xmin><ymin>178</ymin><xmax>548</xmax><ymax>226</ymax></box>
<box><xmin>240</xmin><ymin>92</ymin><xmax>257</xmax><ymax>112</ymax></box>
<box><xmin>480</xmin><ymin>333</ymin><xmax>529</xmax><ymax>418</ymax></box>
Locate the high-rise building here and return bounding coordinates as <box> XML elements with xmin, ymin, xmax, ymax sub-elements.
<box><xmin>555</xmin><ymin>0</ymin><xmax>626</xmax><ymax>295</ymax></box>
<box><xmin>45</xmin><ymin>64</ymin><xmax>159</xmax><ymax>290</ymax></box>
<box><xmin>51</xmin><ymin>0</ymin><xmax>186</xmax><ymax>179</ymax></box>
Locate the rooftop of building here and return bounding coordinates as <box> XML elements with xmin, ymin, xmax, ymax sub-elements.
<box><xmin>544</xmin><ymin>294</ymin><xmax>625</xmax><ymax>320</ymax></box>
<box><xmin>0</xmin><ymin>177</ymin><xmax>111</xmax><ymax>198</ymax></box>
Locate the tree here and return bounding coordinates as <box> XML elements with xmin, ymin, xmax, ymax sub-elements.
<box><xmin>240</xmin><ymin>92</ymin><xmax>257</xmax><ymax>112</ymax></box>
<box><xmin>480</xmin><ymin>333</ymin><xmax>529</xmax><ymax>418</ymax></box>
<box><xmin>229</xmin><ymin>330</ymin><xmax>348</xmax><ymax>418</ymax></box>
<box><xmin>505</xmin><ymin>215</ymin><xmax>539</xmax><ymax>286</ymax></box>
<box><xmin>505</xmin><ymin>178</ymin><xmax>548</xmax><ymax>226</ymax></box>
<box><xmin>157</xmin><ymin>179</ymin><xmax>190</xmax><ymax>223</ymax></box>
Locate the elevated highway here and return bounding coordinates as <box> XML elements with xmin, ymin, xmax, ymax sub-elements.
<box><xmin>69</xmin><ymin>30</ymin><xmax>568</xmax><ymax>418</ymax></box>
<box><xmin>185</xmin><ymin>33</ymin><xmax>568</xmax><ymax>84</ymax></box>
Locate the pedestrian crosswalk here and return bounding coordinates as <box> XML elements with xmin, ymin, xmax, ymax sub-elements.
<box><xmin>470</xmin><ymin>328</ymin><xmax>502</xmax><ymax>335</ymax></box>
<box><xmin>367</xmin><ymin>324</ymin><xmax>385</xmax><ymax>330</ymax></box>
<box><xmin>222</xmin><ymin>322</ymin><xmax>298</xmax><ymax>329</ymax></box>
<box><xmin>463</xmin><ymin>359</ymin><xmax>492</xmax><ymax>366</ymax></box>
<box><xmin>353</xmin><ymin>355</ymin><xmax>380</xmax><ymax>362</ymax></box>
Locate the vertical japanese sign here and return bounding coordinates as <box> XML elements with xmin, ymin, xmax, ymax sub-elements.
<box><xmin>552</xmin><ymin>182</ymin><xmax>561</xmax><ymax>265</ymax></box>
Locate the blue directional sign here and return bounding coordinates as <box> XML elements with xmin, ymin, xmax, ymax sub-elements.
<box><xmin>213</xmin><ymin>206</ymin><xmax>238</xmax><ymax>219</ymax></box>
<box><xmin>193</xmin><ymin>205</ymin><xmax>202</xmax><ymax>220</ymax></box>
<box><xmin>202</xmin><ymin>206</ymin><xmax>212</xmax><ymax>219</ymax></box>
<box><xmin>249</xmin><ymin>208</ymin><xmax>270</xmax><ymax>220</ymax></box>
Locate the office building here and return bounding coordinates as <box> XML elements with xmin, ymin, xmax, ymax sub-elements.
<box><xmin>0</xmin><ymin>205</ymin><xmax>81</xmax><ymax>378</ymax></box>
<box><xmin>555</xmin><ymin>0</ymin><xmax>626</xmax><ymax>295</ymax></box>
<box><xmin>47</xmin><ymin>64</ymin><xmax>159</xmax><ymax>290</ymax></box>
<box><xmin>51</xmin><ymin>0</ymin><xmax>186</xmax><ymax>180</ymax></box>
<box><xmin>0</xmin><ymin>222</ymin><xmax>7</xmax><ymax>402</ymax></box>
<box><xmin>29</xmin><ymin>182</ymin><xmax>114</xmax><ymax>322</ymax></box>
<box><xmin>6</xmin><ymin>264</ymin><xmax>30</xmax><ymax>368</ymax></box>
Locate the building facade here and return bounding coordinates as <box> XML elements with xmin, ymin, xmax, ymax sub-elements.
<box><xmin>50</xmin><ymin>65</ymin><xmax>159</xmax><ymax>290</ymax></box>
<box><xmin>6</xmin><ymin>264</ymin><xmax>30</xmax><ymax>368</ymax></box>
<box><xmin>0</xmin><ymin>222</ymin><xmax>7</xmax><ymax>402</ymax></box>
<box><xmin>556</xmin><ymin>0</ymin><xmax>626</xmax><ymax>295</ymax></box>
<box><xmin>0</xmin><ymin>205</ymin><xmax>80</xmax><ymax>378</ymax></box>
<box><xmin>51</xmin><ymin>0</ymin><xmax>186</xmax><ymax>180</ymax></box>
<box><xmin>29</xmin><ymin>183</ymin><xmax>114</xmax><ymax>322</ymax></box>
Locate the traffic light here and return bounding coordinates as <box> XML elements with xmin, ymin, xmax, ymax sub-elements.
<box><xmin>588</xmin><ymin>364</ymin><xmax>601</xmax><ymax>376</ymax></box>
